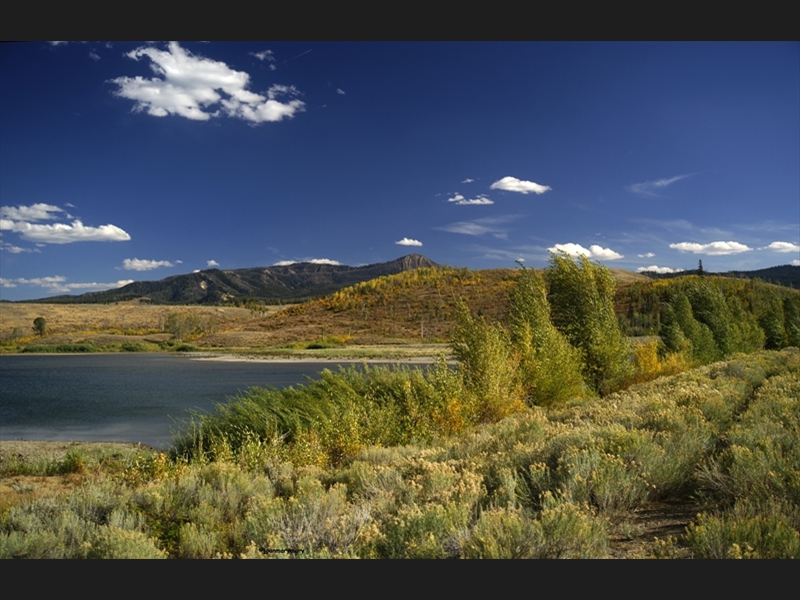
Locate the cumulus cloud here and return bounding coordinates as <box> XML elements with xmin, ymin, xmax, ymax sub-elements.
<box><xmin>793</xmin><ymin>259</ymin><xmax>800</xmax><ymax>266</ymax></box>
<box><xmin>1</xmin><ymin>203</ymin><xmax>129</xmax><ymax>244</ymax></box>
<box><xmin>669</xmin><ymin>241</ymin><xmax>752</xmax><ymax>255</ymax></box>
<box><xmin>1</xmin><ymin>219</ymin><xmax>130</xmax><ymax>244</ymax></box>
<box><xmin>111</xmin><ymin>42</ymin><xmax>305</xmax><ymax>123</ymax></box>
<box><xmin>761</xmin><ymin>241</ymin><xmax>800</xmax><ymax>253</ymax></box>
<box><xmin>637</xmin><ymin>265</ymin><xmax>684</xmax><ymax>274</ymax></box>
<box><xmin>462</xmin><ymin>178</ymin><xmax>474</xmax><ymax>184</ymax></box>
<box><xmin>490</xmin><ymin>176</ymin><xmax>551</xmax><ymax>195</ymax></box>
<box><xmin>396</xmin><ymin>238</ymin><xmax>422</xmax><ymax>246</ymax></box>
<box><xmin>272</xmin><ymin>258</ymin><xmax>341</xmax><ymax>266</ymax></box>
<box><xmin>638</xmin><ymin>252</ymin><xmax>655</xmax><ymax>258</ymax></box>
<box><xmin>207</xmin><ymin>260</ymin><xmax>220</xmax><ymax>268</ymax></box>
<box><xmin>627</xmin><ymin>174</ymin><xmax>691</xmax><ymax>196</ymax></box>
<box><xmin>548</xmin><ymin>243</ymin><xmax>624</xmax><ymax>260</ymax></box>
<box><xmin>448</xmin><ymin>193</ymin><xmax>494</xmax><ymax>206</ymax></box>
<box><xmin>123</xmin><ymin>258</ymin><xmax>174</xmax><ymax>271</ymax></box>
<box><xmin>2</xmin><ymin>276</ymin><xmax>133</xmax><ymax>294</ymax></box>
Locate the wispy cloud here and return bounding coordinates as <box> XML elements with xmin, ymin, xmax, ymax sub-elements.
<box><xmin>627</xmin><ymin>174</ymin><xmax>691</xmax><ymax>197</ymax></box>
<box><xmin>638</xmin><ymin>252</ymin><xmax>655</xmax><ymax>258</ymax></box>
<box><xmin>89</xmin><ymin>51</ymin><xmax>100</xmax><ymax>62</ymax></box>
<box><xmin>670</xmin><ymin>241</ymin><xmax>752</xmax><ymax>255</ymax></box>
<box><xmin>461</xmin><ymin>178</ymin><xmax>474</xmax><ymax>184</ymax></box>
<box><xmin>760</xmin><ymin>241</ymin><xmax>800</xmax><ymax>253</ymax></box>
<box><xmin>548</xmin><ymin>243</ymin><xmax>623</xmax><ymax>260</ymax></box>
<box><xmin>336</xmin><ymin>88</ymin><xmax>345</xmax><ymax>95</ymax></box>
<box><xmin>490</xmin><ymin>176</ymin><xmax>551</xmax><ymax>195</ymax></box>
<box><xmin>122</xmin><ymin>258</ymin><xmax>174</xmax><ymax>271</ymax></box>
<box><xmin>250</xmin><ymin>50</ymin><xmax>277</xmax><ymax>70</ymax></box>
<box><xmin>207</xmin><ymin>260</ymin><xmax>220</xmax><ymax>268</ymax></box>
<box><xmin>436</xmin><ymin>216</ymin><xmax>517</xmax><ymax>239</ymax></box>
<box><xmin>396</xmin><ymin>238</ymin><xmax>422</xmax><ymax>246</ymax></box>
<box><xmin>637</xmin><ymin>265</ymin><xmax>684</xmax><ymax>274</ymax></box>
<box><xmin>447</xmin><ymin>193</ymin><xmax>494</xmax><ymax>206</ymax></box>
<box><xmin>111</xmin><ymin>42</ymin><xmax>305</xmax><ymax>123</ymax></box>
<box><xmin>0</xmin><ymin>242</ymin><xmax>39</xmax><ymax>254</ymax></box>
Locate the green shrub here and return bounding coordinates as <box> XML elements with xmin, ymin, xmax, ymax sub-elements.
<box><xmin>546</xmin><ymin>252</ymin><xmax>632</xmax><ymax>395</ymax></box>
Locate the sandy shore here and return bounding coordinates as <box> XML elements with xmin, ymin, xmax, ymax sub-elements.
<box><xmin>185</xmin><ymin>352</ymin><xmax>441</xmax><ymax>364</ymax></box>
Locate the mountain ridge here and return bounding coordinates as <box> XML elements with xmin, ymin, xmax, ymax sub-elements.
<box><xmin>21</xmin><ymin>254</ymin><xmax>439</xmax><ymax>305</ymax></box>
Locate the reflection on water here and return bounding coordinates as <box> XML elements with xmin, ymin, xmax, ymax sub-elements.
<box><xmin>0</xmin><ymin>354</ymin><xmax>374</xmax><ymax>449</ymax></box>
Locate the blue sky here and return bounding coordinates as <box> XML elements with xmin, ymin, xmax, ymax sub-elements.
<box><xmin>1</xmin><ymin>41</ymin><xmax>798</xmax><ymax>301</ymax></box>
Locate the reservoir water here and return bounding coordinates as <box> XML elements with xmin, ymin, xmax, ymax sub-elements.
<box><xmin>0</xmin><ymin>354</ymin><xmax>370</xmax><ymax>449</ymax></box>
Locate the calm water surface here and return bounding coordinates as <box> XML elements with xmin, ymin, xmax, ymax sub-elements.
<box><xmin>0</xmin><ymin>354</ymin><xmax>368</xmax><ymax>448</ymax></box>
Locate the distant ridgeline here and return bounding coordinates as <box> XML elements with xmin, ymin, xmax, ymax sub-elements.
<box><xmin>642</xmin><ymin>264</ymin><xmax>800</xmax><ymax>289</ymax></box>
<box><xmin>27</xmin><ymin>254</ymin><xmax>438</xmax><ymax>305</ymax></box>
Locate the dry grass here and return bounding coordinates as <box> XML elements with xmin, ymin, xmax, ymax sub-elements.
<box><xmin>0</xmin><ymin>301</ymin><xmax>271</xmax><ymax>345</ymax></box>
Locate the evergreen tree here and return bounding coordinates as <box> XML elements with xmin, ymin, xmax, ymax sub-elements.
<box><xmin>660</xmin><ymin>291</ymin><xmax>719</xmax><ymax>365</ymax></box>
<box><xmin>783</xmin><ymin>295</ymin><xmax>800</xmax><ymax>348</ymax></box>
<box><xmin>758</xmin><ymin>295</ymin><xmax>786</xmax><ymax>350</ymax></box>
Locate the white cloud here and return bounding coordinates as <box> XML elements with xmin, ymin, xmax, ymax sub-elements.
<box><xmin>111</xmin><ymin>42</ymin><xmax>305</xmax><ymax>123</ymax></box>
<box><xmin>1</xmin><ymin>242</ymin><xmax>39</xmax><ymax>254</ymax></box>
<box><xmin>123</xmin><ymin>258</ymin><xmax>174</xmax><ymax>271</ymax></box>
<box><xmin>462</xmin><ymin>178</ymin><xmax>474</xmax><ymax>184</ymax></box>
<box><xmin>490</xmin><ymin>176</ymin><xmax>551</xmax><ymax>195</ymax></box>
<box><xmin>637</xmin><ymin>265</ymin><xmax>685</xmax><ymax>274</ymax></box>
<box><xmin>1</xmin><ymin>204</ymin><xmax>128</xmax><ymax>244</ymax></box>
<box><xmin>0</xmin><ymin>278</ymin><xmax>17</xmax><ymax>288</ymax></box>
<box><xmin>396</xmin><ymin>238</ymin><xmax>422</xmax><ymax>246</ymax></box>
<box><xmin>761</xmin><ymin>241</ymin><xmax>800</xmax><ymax>253</ymax></box>
<box><xmin>1</xmin><ymin>219</ymin><xmax>130</xmax><ymax>244</ymax></box>
<box><xmin>448</xmin><ymin>193</ymin><xmax>494</xmax><ymax>206</ymax></box>
<box><xmin>627</xmin><ymin>174</ymin><xmax>691</xmax><ymax>196</ymax></box>
<box><xmin>4</xmin><ymin>276</ymin><xmax>133</xmax><ymax>294</ymax></box>
<box><xmin>548</xmin><ymin>243</ymin><xmax>623</xmax><ymax>260</ymax></box>
<box><xmin>273</xmin><ymin>258</ymin><xmax>341</xmax><ymax>266</ymax></box>
<box><xmin>251</xmin><ymin>50</ymin><xmax>275</xmax><ymax>63</ymax></box>
<box><xmin>336</xmin><ymin>88</ymin><xmax>345</xmax><ymax>95</ymax></box>
<box><xmin>669</xmin><ymin>241</ymin><xmax>752</xmax><ymax>255</ymax></box>
<box><xmin>207</xmin><ymin>260</ymin><xmax>220</xmax><ymax>268</ymax></box>
<box><xmin>437</xmin><ymin>217</ymin><xmax>511</xmax><ymax>238</ymax></box>
<box><xmin>793</xmin><ymin>260</ymin><xmax>800</xmax><ymax>266</ymax></box>
<box><xmin>1</xmin><ymin>203</ymin><xmax>65</xmax><ymax>221</ymax></box>
<box><xmin>638</xmin><ymin>252</ymin><xmax>655</xmax><ymax>258</ymax></box>
<box><xmin>89</xmin><ymin>51</ymin><xmax>100</xmax><ymax>61</ymax></box>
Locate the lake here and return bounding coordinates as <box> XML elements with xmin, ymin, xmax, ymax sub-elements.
<box><xmin>0</xmin><ymin>353</ymin><xmax>379</xmax><ymax>449</ymax></box>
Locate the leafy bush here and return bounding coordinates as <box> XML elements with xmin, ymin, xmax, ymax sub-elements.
<box><xmin>546</xmin><ymin>252</ymin><xmax>632</xmax><ymax>394</ymax></box>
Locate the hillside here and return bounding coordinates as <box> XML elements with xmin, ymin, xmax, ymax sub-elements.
<box><xmin>197</xmin><ymin>266</ymin><xmax>651</xmax><ymax>348</ymax></box>
<box><xmin>23</xmin><ymin>254</ymin><xmax>438</xmax><ymax>305</ymax></box>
